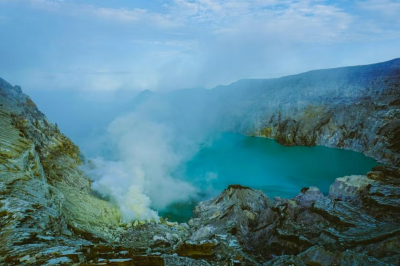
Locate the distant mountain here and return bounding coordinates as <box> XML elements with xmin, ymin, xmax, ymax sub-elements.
<box><xmin>131</xmin><ymin>58</ymin><xmax>400</xmax><ymax>166</ymax></box>
<box><xmin>0</xmin><ymin>58</ymin><xmax>399</xmax><ymax>265</ymax></box>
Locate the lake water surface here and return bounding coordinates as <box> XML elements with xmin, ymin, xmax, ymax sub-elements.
<box><xmin>160</xmin><ymin>132</ymin><xmax>379</xmax><ymax>222</ymax></box>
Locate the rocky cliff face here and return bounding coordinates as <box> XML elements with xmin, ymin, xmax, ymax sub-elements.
<box><xmin>134</xmin><ymin>59</ymin><xmax>400</xmax><ymax>166</ymax></box>
<box><xmin>1</xmin><ymin>59</ymin><xmax>400</xmax><ymax>266</ymax></box>
<box><xmin>210</xmin><ymin>58</ymin><xmax>400</xmax><ymax>166</ymax></box>
<box><xmin>0</xmin><ymin>77</ymin><xmax>247</xmax><ymax>266</ymax></box>
<box><xmin>0</xmin><ymin>78</ymin><xmax>122</xmax><ymax>263</ymax></box>
<box><xmin>187</xmin><ymin>170</ymin><xmax>400</xmax><ymax>265</ymax></box>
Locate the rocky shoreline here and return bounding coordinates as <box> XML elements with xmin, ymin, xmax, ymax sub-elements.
<box><xmin>1</xmin><ymin>59</ymin><xmax>400</xmax><ymax>265</ymax></box>
<box><xmin>215</xmin><ymin>59</ymin><xmax>400</xmax><ymax>167</ymax></box>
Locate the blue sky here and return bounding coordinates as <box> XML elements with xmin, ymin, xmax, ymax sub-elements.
<box><xmin>0</xmin><ymin>0</ymin><xmax>400</xmax><ymax>144</ymax></box>
<box><xmin>1</xmin><ymin>0</ymin><xmax>400</xmax><ymax>93</ymax></box>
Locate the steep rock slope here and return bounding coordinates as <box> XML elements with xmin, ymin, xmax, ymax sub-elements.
<box><xmin>0</xmin><ymin>79</ymin><xmax>121</xmax><ymax>262</ymax></box>
<box><xmin>130</xmin><ymin>59</ymin><xmax>400</xmax><ymax>166</ymax></box>
<box><xmin>188</xmin><ymin>169</ymin><xmax>400</xmax><ymax>265</ymax></box>
<box><xmin>209</xmin><ymin>58</ymin><xmax>400</xmax><ymax>166</ymax></box>
<box><xmin>0</xmin><ymin>58</ymin><xmax>400</xmax><ymax>265</ymax></box>
<box><xmin>0</xmin><ymin>78</ymin><xmax>216</xmax><ymax>266</ymax></box>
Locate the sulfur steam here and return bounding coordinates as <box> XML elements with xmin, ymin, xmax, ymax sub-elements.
<box><xmin>83</xmin><ymin>91</ymin><xmax>218</xmax><ymax>221</ymax></box>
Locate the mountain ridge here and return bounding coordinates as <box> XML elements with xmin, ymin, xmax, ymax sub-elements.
<box><xmin>212</xmin><ymin>57</ymin><xmax>400</xmax><ymax>89</ymax></box>
<box><xmin>129</xmin><ymin>57</ymin><xmax>400</xmax><ymax>166</ymax></box>
<box><xmin>1</xmin><ymin>58</ymin><xmax>400</xmax><ymax>265</ymax></box>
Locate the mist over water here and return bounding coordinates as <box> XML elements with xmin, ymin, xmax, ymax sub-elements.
<box><xmin>84</xmin><ymin>89</ymin><xmax>379</xmax><ymax>222</ymax></box>
<box><xmin>83</xmin><ymin>90</ymin><xmax>220</xmax><ymax>221</ymax></box>
<box><xmin>158</xmin><ymin>132</ymin><xmax>379</xmax><ymax>222</ymax></box>
<box><xmin>82</xmin><ymin>84</ymin><xmax>382</xmax><ymax>222</ymax></box>
<box><xmin>188</xmin><ymin>133</ymin><xmax>378</xmax><ymax>197</ymax></box>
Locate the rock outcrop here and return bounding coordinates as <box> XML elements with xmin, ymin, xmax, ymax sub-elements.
<box><xmin>186</xmin><ymin>170</ymin><xmax>400</xmax><ymax>265</ymax></box>
<box><xmin>129</xmin><ymin>59</ymin><xmax>400</xmax><ymax>166</ymax></box>
<box><xmin>1</xmin><ymin>58</ymin><xmax>400</xmax><ymax>265</ymax></box>
<box><xmin>0</xmin><ymin>78</ymin><xmax>125</xmax><ymax>264</ymax></box>
<box><xmin>210</xmin><ymin>58</ymin><xmax>400</xmax><ymax>167</ymax></box>
<box><xmin>0</xmin><ymin>78</ymin><xmax>222</xmax><ymax>265</ymax></box>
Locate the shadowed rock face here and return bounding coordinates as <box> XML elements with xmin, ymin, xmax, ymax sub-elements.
<box><xmin>0</xmin><ymin>78</ymin><xmax>211</xmax><ymax>266</ymax></box>
<box><xmin>208</xmin><ymin>58</ymin><xmax>400</xmax><ymax>167</ymax></box>
<box><xmin>128</xmin><ymin>59</ymin><xmax>400</xmax><ymax>166</ymax></box>
<box><xmin>187</xmin><ymin>171</ymin><xmax>400</xmax><ymax>265</ymax></box>
<box><xmin>0</xmin><ymin>78</ymin><xmax>123</xmax><ymax>262</ymax></box>
<box><xmin>1</xmin><ymin>59</ymin><xmax>400</xmax><ymax>265</ymax></box>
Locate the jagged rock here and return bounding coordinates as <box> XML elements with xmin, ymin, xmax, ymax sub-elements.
<box><xmin>163</xmin><ymin>255</ymin><xmax>211</xmax><ymax>266</ymax></box>
<box><xmin>368</xmin><ymin>165</ymin><xmax>400</xmax><ymax>187</ymax></box>
<box><xmin>210</xmin><ymin>59</ymin><xmax>400</xmax><ymax>167</ymax></box>
<box><xmin>295</xmin><ymin>186</ymin><xmax>324</xmax><ymax>208</ymax></box>
<box><xmin>0</xmin><ymin>78</ymin><xmax>120</xmax><ymax>264</ymax></box>
<box><xmin>186</xmin><ymin>177</ymin><xmax>400</xmax><ymax>264</ymax></box>
<box><xmin>329</xmin><ymin>175</ymin><xmax>375</xmax><ymax>200</ymax></box>
<box><xmin>45</xmin><ymin>256</ymin><xmax>74</xmax><ymax>265</ymax></box>
<box><xmin>264</xmin><ymin>245</ymin><xmax>390</xmax><ymax>266</ymax></box>
<box><xmin>151</xmin><ymin>235</ymin><xmax>171</xmax><ymax>248</ymax></box>
<box><xmin>174</xmin><ymin>240</ymin><xmax>218</xmax><ymax>259</ymax></box>
<box><xmin>367</xmin><ymin>170</ymin><xmax>387</xmax><ymax>181</ymax></box>
<box><xmin>372</xmin><ymin>165</ymin><xmax>400</xmax><ymax>179</ymax></box>
<box><xmin>190</xmin><ymin>185</ymin><xmax>272</xmax><ymax>241</ymax></box>
<box><xmin>1</xmin><ymin>58</ymin><xmax>400</xmax><ymax>265</ymax></box>
<box><xmin>263</xmin><ymin>255</ymin><xmax>306</xmax><ymax>266</ymax></box>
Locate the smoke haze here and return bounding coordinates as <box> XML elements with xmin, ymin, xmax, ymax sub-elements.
<box><xmin>83</xmin><ymin>91</ymin><xmax>219</xmax><ymax>221</ymax></box>
<box><xmin>1</xmin><ymin>0</ymin><xmax>400</xmax><ymax>220</ymax></box>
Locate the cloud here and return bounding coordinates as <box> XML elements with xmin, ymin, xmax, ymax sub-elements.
<box><xmin>0</xmin><ymin>0</ymin><xmax>177</xmax><ymax>27</ymax></box>
<box><xmin>92</xmin><ymin>7</ymin><xmax>176</xmax><ymax>27</ymax></box>
<box><xmin>2</xmin><ymin>0</ymin><xmax>400</xmax><ymax>222</ymax></box>
<box><xmin>357</xmin><ymin>0</ymin><xmax>400</xmax><ymax>16</ymax></box>
<box><xmin>148</xmin><ymin>0</ymin><xmax>359</xmax><ymax>88</ymax></box>
<box><xmin>355</xmin><ymin>0</ymin><xmax>400</xmax><ymax>33</ymax></box>
<box><xmin>1</xmin><ymin>0</ymin><xmax>400</xmax><ymax>94</ymax></box>
<box><xmin>169</xmin><ymin>1</ymin><xmax>346</xmax><ymax>25</ymax></box>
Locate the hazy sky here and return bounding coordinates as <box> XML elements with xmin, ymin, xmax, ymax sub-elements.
<box><xmin>1</xmin><ymin>0</ymin><xmax>400</xmax><ymax>143</ymax></box>
<box><xmin>1</xmin><ymin>0</ymin><xmax>399</xmax><ymax>219</ymax></box>
<box><xmin>1</xmin><ymin>0</ymin><xmax>400</xmax><ymax>92</ymax></box>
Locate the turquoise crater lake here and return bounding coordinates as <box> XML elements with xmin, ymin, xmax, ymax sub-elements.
<box><xmin>160</xmin><ymin>133</ymin><xmax>379</xmax><ymax>222</ymax></box>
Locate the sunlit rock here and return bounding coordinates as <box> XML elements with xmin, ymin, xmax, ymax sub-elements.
<box><xmin>1</xmin><ymin>58</ymin><xmax>400</xmax><ymax>265</ymax></box>
<box><xmin>329</xmin><ymin>175</ymin><xmax>375</xmax><ymax>200</ymax></box>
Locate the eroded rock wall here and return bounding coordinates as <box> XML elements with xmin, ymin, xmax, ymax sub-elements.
<box><xmin>1</xmin><ymin>58</ymin><xmax>400</xmax><ymax>265</ymax></box>
<box><xmin>0</xmin><ymin>78</ymin><xmax>121</xmax><ymax>263</ymax></box>
<box><xmin>212</xmin><ymin>58</ymin><xmax>400</xmax><ymax>166</ymax></box>
<box><xmin>187</xmin><ymin>168</ymin><xmax>400</xmax><ymax>265</ymax></box>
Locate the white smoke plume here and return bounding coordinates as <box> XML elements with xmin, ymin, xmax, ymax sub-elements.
<box><xmin>83</xmin><ymin>93</ymin><xmax>213</xmax><ymax>221</ymax></box>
